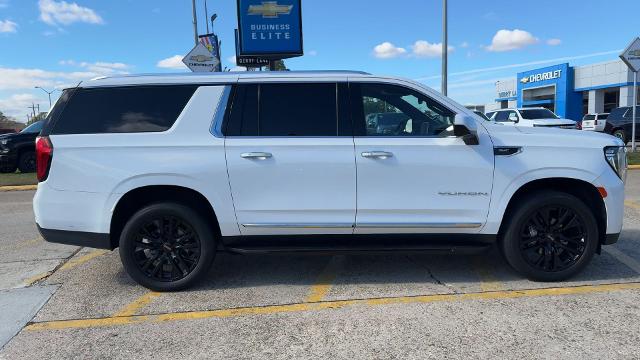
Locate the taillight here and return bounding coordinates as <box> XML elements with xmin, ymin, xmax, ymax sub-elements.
<box><xmin>36</xmin><ymin>136</ymin><xmax>53</xmax><ymax>182</ymax></box>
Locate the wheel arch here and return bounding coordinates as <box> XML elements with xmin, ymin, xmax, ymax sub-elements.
<box><xmin>109</xmin><ymin>185</ymin><xmax>222</xmax><ymax>249</ymax></box>
<box><xmin>497</xmin><ymin>177</ymin><xmax>607</xmax><ymax>249</ymax></box>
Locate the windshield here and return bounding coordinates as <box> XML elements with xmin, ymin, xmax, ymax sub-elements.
<box><xmin>519</xmin><ymin>109</ymin><xmax>559</xmax><ymax>120</ymax></box>
<box><xmin>20</xmin><ymin>121</ymin><xmax>44</xmax><ymax>134</ymax></box>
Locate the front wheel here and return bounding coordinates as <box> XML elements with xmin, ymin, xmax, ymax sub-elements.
<box><xmin>18</xmin><ymin>151</ymin><xmax>36</xmax><ymax>173</ymax></box>
<box><xmin>612</xmin><ymin>129</ymin><xmax>627</xmax><ymax>144</ymax></box>
<box><xmin>501</xmin><ymin>191</ymin><xmax>598</xmax><ymax>282</ymax></box>
<box><xmin>119</xmin><ymin>202</ymin><xmax>216</xmax><ymax>291</ymax></box>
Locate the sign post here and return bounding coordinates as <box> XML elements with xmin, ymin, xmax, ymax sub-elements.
<box><xmin>236</xmin><ymin>0</ymin><xmax>303</xmax><ymax>66</ymax></box>
<box><xmin>620</xmin><ymin>37</ymin><xmax>640</xmax><ymax>151</ymax></box>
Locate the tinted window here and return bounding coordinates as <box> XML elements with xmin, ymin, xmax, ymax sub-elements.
<box><xmin>51</xmin><ymin>86</ymin><xmax>197</xmax><ymax>134</ymax></box>
<box><xmin>258</xmin><ymin>83</ymin><xmax>337</xmax><ymax>136</ymax></box>
<box><xmin>583</xmin><ymin>115</ymin><xmax>596</xmax><ymax>120</ymax></box>
<box><xmin>519</xmin><ymin>109</ymin><xmax>559</xmax><ymax>119</ymax></box>
<box><xmin>21</xmin><ymin>121</ymin><xmax>44</xmax><ymax>134</ymax></box>
<box><xmin>598</xmin><ymin>113</ymin><xmax>609</xmax><ymax>120</ymax></box>
<box><xmin>485</xmin><ymin>111</ymin><xmax>496</xmax><ymax>119</ymax></box>
<box><xmin>353</xmin><ymin>83</ymin><xmax>454</xmax><ymax>137</ymax></box>
<box><xmin>494</xmin><ymin>111</ymin><xmax>510</xmax><ymax>122</ymax></box>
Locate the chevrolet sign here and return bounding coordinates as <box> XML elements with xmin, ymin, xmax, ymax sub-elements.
<box><xmin>520</xmin><ymin>70</ymin><xmax>562</xmax><ymax>84</ymax></box>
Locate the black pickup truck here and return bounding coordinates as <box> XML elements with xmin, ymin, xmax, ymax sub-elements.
<box><xmin>0</xmin><ymin>121</ymin><xmax>44</xmax><ymax>173</ymax></box>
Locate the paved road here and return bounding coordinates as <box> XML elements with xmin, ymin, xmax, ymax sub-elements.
<box><xmin>1</xmin><ymin>173</ymin><xmax>640</xmax><ymax>358</ymax></box>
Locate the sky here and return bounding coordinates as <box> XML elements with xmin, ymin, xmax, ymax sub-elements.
<box><xmin>0</xmin><ymin>0</ymin><xmax>639</xmax><ymax>120</ymax></box>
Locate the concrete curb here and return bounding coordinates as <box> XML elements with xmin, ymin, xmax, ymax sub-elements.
<box><xmin>0</xmin><ymin>185</ymin><xmax>38</xmax><ymax>192</ymax></box>
<box><xmin>629</xmin><ymin>165</ymin><xmax>640</xmax><ymax>170</ymax></box>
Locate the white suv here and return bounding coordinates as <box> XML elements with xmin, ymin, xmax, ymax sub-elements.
<box><xmin>34</xmin><ymin>71</ymin><xmax>626</xmax><ymax>291</ymax></box>
<box><xmin>489</xmin><ymin>108</ymin><xmax>577</xmax><ymax>129</ymax></box>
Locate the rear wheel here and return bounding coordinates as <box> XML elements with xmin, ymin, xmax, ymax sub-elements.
<box><xmin>17</xmin><ymin>151</ymin><xmax>36</xmax><ymax>173</ymax></box>
<box><xmin>0</xmin><ymin>164</ymin><xmax>17</xmax><ymax>173</ymax></box>
<box><xmin>612</xmin><ymin>129</ymin><xmax>627</xmax><ymax>144</ymax></box>
<box><xmin>501</xmin><ymin>191</ymin><xmax>598</xmax><ymax>282</ymax></box>
<box><xmin>119</xmin><ymin>202</ymin><xmax>216</xmax><ymax>291</ymax></box>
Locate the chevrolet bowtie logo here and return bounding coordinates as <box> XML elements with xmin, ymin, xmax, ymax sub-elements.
<box><xmin>248</xmin><ymin>1</ymin><xmax>293</xmax><ymax>18</ymax></box>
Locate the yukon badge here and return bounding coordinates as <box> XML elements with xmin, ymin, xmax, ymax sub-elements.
<box><xmin>438</xmin><ymin>191</ymin><xmax>489</xmax><ymax>196</ymax></box>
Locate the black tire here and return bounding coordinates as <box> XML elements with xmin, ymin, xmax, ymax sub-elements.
<box><xmin>119</xmin><ymin>202</ymin><xmax>216</xmax><ymax>291</ymax></box>
<box><xmin>500</xmin><ymin>191</ymin><xmax>598</xmax><ymax>282</ymax></box>
<box><xmin>612</xmin><ymin>129</ymin><xmax>627</xmax><ymax>144</ymax></box>
<box><xmin>17</xmin><ymin>151</ymin><xmax>36</xmax><ymax>173</ymax></box>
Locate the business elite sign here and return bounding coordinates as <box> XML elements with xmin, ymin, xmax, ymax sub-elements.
<box><xmin>236</xmin><ymin>0</ymin><xmax>303</xmax><ymax>58</ymax></box>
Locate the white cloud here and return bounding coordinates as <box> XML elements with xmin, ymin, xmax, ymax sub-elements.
<box><xmin>308</xmin><ymin>50</ymin><xmax>318</xmax><ymax>56</ymax></box>
<box><xmin>373</xmin><ymin>42</ymin><xmax>407</xmax><ymax>59</ymax></box>
<box><xmin>0</xmin><ymin>93</ymin><xmax>48</xmax><ymax>118</ymax></box>
<box><xmin>39</xmin><ymin>0</ymin><xmax>104</xmax><ymax>26</ymax></box>
<box><xmin>460</xmin><ymin>42</ymin><xmax>469</xmax><ymax>48</ymax></box>
<box><xmin>227</xmin><ymin>56</ymin><xmax>237</xmax><ymax>65</ymax></box>
<box><xmin>0</xmin><ymin>20</ymin><xmax>17</xmax><ymax>33</ymax></box>
<box><xmin>0</xmin><ymin>0</ymin><xmax>9</xmax><ymax>9</ymax></box>
<box><xmin>486</xmin><ymin>29</ymin><xmax>538</xmax><ymax>52</ymax></box>
<box><xmin>157</xmin><ymin>55</ymin><xmax>187</xmax><ymax>70</ymax></box>
<box><xmin>547</xmin><ymin>38</ymin><xmax>562</xmax><ymax>46</ymax></box>
<box><xmin>411</xmin><ymin>40</ymin><xmax>453</xmax><ymax>58</ymax></box>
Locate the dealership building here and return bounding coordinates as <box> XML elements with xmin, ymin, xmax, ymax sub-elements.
<box><xmin>486</xmin><ymin>59</ymin><xmax>639</xmax><ymax>120</ymax></box>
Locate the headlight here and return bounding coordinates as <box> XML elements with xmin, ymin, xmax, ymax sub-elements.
<box><xmin>604</xmin><ymin>146</ymin><xmax>628</xmax><ymax>181</ymax></box>
<box><xmin>0</xmin><ymin>139</ymin><xmax>7</xmax><ymax>145</ymax></box>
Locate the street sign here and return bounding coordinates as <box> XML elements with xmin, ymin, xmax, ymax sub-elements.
<box><xmin>620</xmin><ymin>37</ymin><xmax>640</xmax><ymax>72</ymax></box>
<box><xmin>234</xmin><ymin>29</ymin><xmax>270</xmax><ymax>68</ymax></box>
<box><xmin>199</xmin><ymin>33</ymin><xmax>222</xmax><ymax>72</ymax></box>
<box><xmin>182</xmin><ymin>43</ymin><xmax>220</xmax><ymax>72</ymax></box>
<box><xmin>620</xmin><ymin>37</ymin><xmax>640</xmax><ymax>151</ymax></box>
<box><xmin>236</xmin><ymin>0</ymin><xmax>303</xmax><ymax>59</ymax></box>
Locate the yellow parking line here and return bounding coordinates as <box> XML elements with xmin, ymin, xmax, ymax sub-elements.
<box><xmin>0</xmin><ymin>185</ymin><xmax>38</xmax><ymax>192</ymax></box>
<box><xmin>59</xmin><ymin>250</ymin><xmax>110</xmax><ymax>271</ymax></box>
<box><xmin>113</xmin><ymin>292</ymin><xmax>161</xmax><ymax>317</ymax></box>
<box><xmin>25</xmin><ymin>282</ymin><xmax>640</xmax><ymax>331</ymax></box>
<box><xmin>305</xmin><ymin>255</ymin><xmax>345</xmax><ymax>303</ymax></box>
<box><xmin>25</xmin><ymin>271</ymin><xmax>53</xmax><ymax>286</ymax></box>
<box><xmin>604</xmin><ymin>247</ymin><xmax>640</xmax><ymax>275</ymax></box>
<box><xmin>624</xmin><ymin>200</ymin><xmax>640</xmax><ymax>210</ymax></box>
<box><xmin>473</xmin><ymin>259</ymin><xmax>505</xmax><ymax>292</ymax></box>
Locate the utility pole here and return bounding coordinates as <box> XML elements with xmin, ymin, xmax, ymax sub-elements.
<box><xmin>28</xmin><ymin>103</ymin><xmax>37</xmax><ymax>118</ymax></box>
<box><xmin>191</xmin><ymin>0</ymin><xmax>199</xmax><ymax>46</ymax></box>
<box><xmin>441</xmin><ymin>0</ymin><xmax>448</xmax><ymax>96</ymax></box>
<box><xmin>204</xmin><ymin>0</ymin><xmax>210</xmax><ymax>34</ymax></box>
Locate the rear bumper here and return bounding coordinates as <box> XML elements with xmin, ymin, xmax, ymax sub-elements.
<box><xmin>37</xmin><ymin>224</ymin><xmax>114</xmax><ymax>250</ymax></box>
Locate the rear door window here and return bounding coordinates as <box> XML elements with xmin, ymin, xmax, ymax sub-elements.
<box><xmin>50</xmin><ymin>86</ymin><xmax>198</xmax><ymax>134</ymax></box>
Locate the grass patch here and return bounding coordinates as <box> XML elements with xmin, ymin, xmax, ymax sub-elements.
<box><xmin>0</xmin><ymin>172</ymin><xmax>38</xmax><ymax>186</ymax></box>
<box><xmin>629</xmin><ymin>150</ymin><xmax>640</xmax><ymax>166</ymax></box>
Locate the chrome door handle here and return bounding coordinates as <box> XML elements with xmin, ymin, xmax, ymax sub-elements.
<box><xmin>361</xmin><ymin>151</ymin><xmax>393</xmax><ymax>159</ymax></box>
<box><xmin>240</xmin><ymin>152</ymin><xmax>272</xmax><ymax>160</ymax></box>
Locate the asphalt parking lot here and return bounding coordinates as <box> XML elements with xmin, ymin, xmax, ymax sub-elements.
<box><xmin>1</xmin><ymin>174</ymin><xmax>640</xmax><ymax>359</ymax></box>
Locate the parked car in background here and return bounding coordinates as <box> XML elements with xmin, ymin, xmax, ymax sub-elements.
<box><xmin>604</xmin><ymin>106</ymin><xmax>640</xmax><ymax>144</ymax></box>
<box><xmin>488</xmin><ymin>108</ymin><xmax>577</xmax><ymax>129</ymax></box>
<box><xmin>582</xmin><ymin>113</ymin><xmax>609</xmax><ymax>132</ymax></box>
<box><xmin>473</xmin><ymin>110</ymin><xmax>491</xmax><ymax>121</ymax></box>
<box><xmin>0</xmin><ymin>128</ymin><xmax>17</xmax><ymax>135</ymax></box>
<box><xmin>0</xmin><ymin>120</ymin><xmax>44</xmax><ymax>173</ymax></box>
<box><xmin>34</xmin><ymin>71</ymin><xmax>625</xmax><ymax>291</ymax></box>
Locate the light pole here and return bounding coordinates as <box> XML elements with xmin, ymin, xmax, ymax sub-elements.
<box><xmin>192</xmin><ymin>0</ymin><xmax>199</xmax><ymax>46</ymax></box>
<box><xmin>35</xmin><ymin>86</ymin><xmax>57</xmax><ymax>109</ymax></box>
<box><xmin>441</xmin><ymin>0</ymin><xmax>448</xmax><ymax>96</ymax></box>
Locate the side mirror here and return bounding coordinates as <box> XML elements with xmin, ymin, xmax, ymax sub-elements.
<box><xmin>454</xmin><ymin>114</ymin><xmax>479</xmax><ymax>145</ymax></box>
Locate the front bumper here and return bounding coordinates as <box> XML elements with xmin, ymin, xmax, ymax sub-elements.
<box><xmin>37</xmin><ymin>224</ymin><xmax>113</xmax><ymax>250</ymax></box>
<box><xmin>0</xmin><ymin>153</ymin><xmax>17</xmax><ymax>166</ymax></box>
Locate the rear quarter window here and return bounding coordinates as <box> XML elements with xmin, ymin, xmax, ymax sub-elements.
<box><xmin>50</xmin><ymin>85</ymin><xmax>198</xmax><ymax>135</ymax></box>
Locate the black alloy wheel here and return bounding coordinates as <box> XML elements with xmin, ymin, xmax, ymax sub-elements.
<box><xmin>501</xmin><ymin>191</ymin><xmax>598</xmax><ymax>282</ymax></box>
<box><xmin>18</xmin><ymin>151</ymin><xmax>36</xmax><ymax>173</ymax></box>
<box><xmin>132</xmin><ymin>216</ymin><xmax>201</xmax><ymax>282</ymax></box>
<box><xmin>518</xmin><ymin>205</ymin><xmax>587</xmax><ymax>272</ymax></box>
<box><xmin>120</xmin><ymin>202</ymin><xmax>216</xmax><ymax>291</ymax></box>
